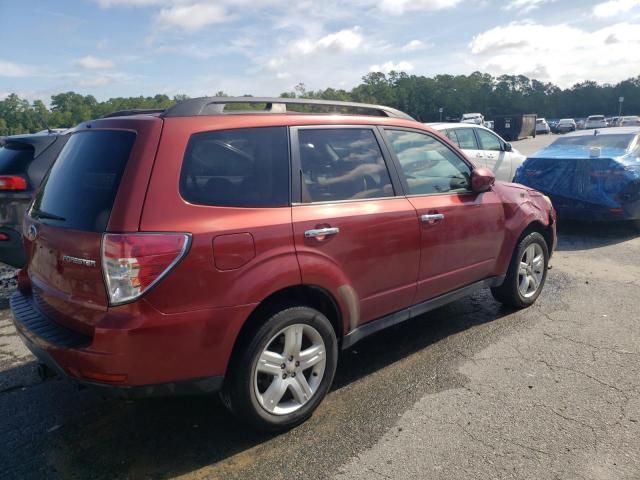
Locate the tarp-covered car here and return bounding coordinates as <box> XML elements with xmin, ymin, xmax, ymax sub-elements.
<box><xmin>513</xmin><ymin>127</ymin><xmax>640</xmax><ymax>222</ymax></box>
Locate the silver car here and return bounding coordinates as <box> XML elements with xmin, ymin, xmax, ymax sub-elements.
<box><xmin>556</xmin><ymin>118</ymin><xmax>577</xmax><ymax>133</ymax></box>
<box><xmin>585</xmin><ymin>115</ymin><xmax>607</xmax><ymax>129</ymax></box>
<box><xmin>428</xmin><ymin>123</ymin><xmax>526</xmax><ymax>182</ymax></box>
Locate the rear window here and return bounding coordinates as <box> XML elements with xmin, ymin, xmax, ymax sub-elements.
<box><xmin>180</xmin><ymin>127</ymin><xmax>290</xmax><ymax>207</ymax></box>
<box><xmin>31</xmin><ymin>130</ymin><xmax>136</xmax><ymax>232</ymax></box>
<box><xmin>552</xmin><ymin>134</ymin><xmax>635</xmax><ymax>150</ymax></box>
<box><xmin>0</xmin><ymin>145</ymin><xmax>33</xmax><ymax>173</ymax></box>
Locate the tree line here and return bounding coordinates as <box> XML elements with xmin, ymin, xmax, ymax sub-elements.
<box><xmin>1</xmin><ymin>71</ymin><xmax>639</xmax><ymax>136</ymax></box>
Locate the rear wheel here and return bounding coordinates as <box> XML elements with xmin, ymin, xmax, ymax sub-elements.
<box><xmin>223</xmin><ymin>306</ymin><xmax>338</xmax><ymax>432</ymax></box>
<box><xmin>491</xmin><ymin>232</ymin><xmax>549</xmax><ymax>308</ymax></box>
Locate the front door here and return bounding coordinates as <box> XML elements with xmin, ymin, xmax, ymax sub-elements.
<box><xmin>290</xmin><ymin>126</ymin><xmax>421</xmax><ymax>328</ymax></box>
<box><xmin>381</xmin><ymin>128</ymin><xmax>505</xmax><ymax>303</ymax></box>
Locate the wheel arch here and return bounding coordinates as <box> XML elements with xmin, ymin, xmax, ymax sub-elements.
<box><xmin>224</xmin><ymin>284</ymin><xmax>344</xmax><ymax>376</ymax></box>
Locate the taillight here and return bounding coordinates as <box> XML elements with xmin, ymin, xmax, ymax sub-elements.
<box><xmin>102</xmin><ymin>233</ymin><xmax>190</xmax><ymax>305</ymax></box>
<box><xmin>0</xmin><ymin>175</ymin><xmax>27</xmax><ymax>190</ymax></box>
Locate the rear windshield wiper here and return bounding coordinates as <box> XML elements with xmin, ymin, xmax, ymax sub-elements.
<box><xmin>31</xmin><ymin>208</ymin><xmax>66</xmax><ymax>222</ymax></box>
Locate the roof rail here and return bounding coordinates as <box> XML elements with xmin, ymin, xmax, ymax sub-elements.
<box><xmin>101</xmin><ymin>108</ymin><xmax>166</xmax><ymax>119</ymax></box>
<box><xmin>160</xmin><ymin>97</ymin><xmax>415</xmax><ymax>121</ymax></box>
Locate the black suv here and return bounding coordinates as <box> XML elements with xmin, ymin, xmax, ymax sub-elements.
<box><xmin>0</xmin><ymin>132</ymin><xmax>69</xmax><ymax>267</ymax></box>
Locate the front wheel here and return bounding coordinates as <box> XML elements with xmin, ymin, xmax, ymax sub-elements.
<box><xmin>491</xmin><ymin>232</ymin><xmax>549</xmax><ymax>308</ymax></box>
<box><xmin>223</xmin><ymin>306</ymin><xmax>338</xmax><ymax>432</ymax></box>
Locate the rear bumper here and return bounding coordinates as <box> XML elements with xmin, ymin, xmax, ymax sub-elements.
<box><xmin>10</xmin><ymin>291</ymin><xmax>255</xmax><ymax>396</ymax></box>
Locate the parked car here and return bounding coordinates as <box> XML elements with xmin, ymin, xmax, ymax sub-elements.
<box><xmin>556</xmin><ymin>118</ymin><xmax>577</xmax><ymax>133</ymax></box>
<box><xmin>514</xmin><ymin>127</ymin><xmax>640</xmax><ymax>222</ymax></box>
<box><xmin>0</xmin><ymin>131</ymin><xmax>69</xmax><ymax>267</ymax></box>
<box><xmin>460</xmin><ymin>113</ymin><xmax>484</xmax><ymax>125</ymax></box>
<box><xmin>584</xmin><ymin>115</ymin><xmax>607</xmax><ymax>129</ymax></box>
<box><xmin>548</xmin><ymin>119</ymin><xmax>559</xmax><ymax>132</ymax></box>
<box><xmin>428</xmin><ymin>122</ymin><xmax>526</xmax><ymax>182</ymax></box>
<box><xmin>11</xmin><ymin>98</ymin><xmax>555</xmax><ymax>432</ymax></box>
<box><xmin>536</xmin><ymin>118</ymin><xmax>551</xmax><ymax>134</ymax></box>
<box><xmin>619</xmin><ymin>116</ymin><xmax>640</xmax><ymax>127</ymax></box>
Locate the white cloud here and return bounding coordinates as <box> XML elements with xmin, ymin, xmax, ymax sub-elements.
<box><xmin>468</xmin><ymin>21</ymin><xmax>640</xmax><ymax>87</ymax></box>
<box><xmin>593</xmin><ymin>0</ymin><xmax>640</xmax><ymax>18</ymax></box>
<box><xmin>503</xmin><ymin>0</ymin><xmax>557</xmax><ymax>13</ymax></box>
<box><xmin>154</xmin><ymin>3</ymin><xmax>228</xmax><ymax>32</ymax></box>
<box><xmin>0</xmin><ymin>60</ymin><xmax>34</xmax><ymax>77</ymax></box>
<box><xmin>369</xmin><ymin>61</ymin><xmax>415</xmax><ymax>73</ymax></box>
<box><xmin>76</xmin><ymin>55</ymin><xmax>115</xmax><ymax>70</ymax></box>
<box><xmin>291</xmin><ymin>27</ymin><xmax>364</xmax><ymax>56</ymax></box>
<box><xmin>401</xmin><ymin>39</ymin><xmax>428</xmax><ymax>51</ymax></box>
<box><xmin>378</xmin><ymin>0</ymin><xmax>463</xmax><ymax>15</ymax></box>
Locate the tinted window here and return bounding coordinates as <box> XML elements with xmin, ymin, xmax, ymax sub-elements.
<box><xmin>385</xmin><ymin>130</ymin><xmax>471</xmax><ymax>195</ymax></box>
<box><xmin>32</xmin><ymin>131</ymin><xmax>135</xmax><ymax>232</ymax></box>
<box><xmin>476</xmin><ymin>128</ymin><xmax>502</xmax><ymax>151</ymax></box>
<box><xmin>298</xmin><ymin>129</ymin><xmax>393</xmax><ymax>202</ymax></box>
<box><xmin>452</xmin><ymin>128</ymin><xmax>479</xmax><ymax>149</ymax></box>
<box><xmin>180</xmin><ymin>127</ymin><xmax>289</xmax><ymax>208</ymax></box>
<box><xmin>0</xmin><ymin>145</ymin><xmax>33</xmax><ymax>174</ymax></box>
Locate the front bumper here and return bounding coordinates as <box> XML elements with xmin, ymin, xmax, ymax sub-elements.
<box><xmin>10</xmin><ymin>291</ymin><xmax>254</xmax><ymax>396</ymax></box>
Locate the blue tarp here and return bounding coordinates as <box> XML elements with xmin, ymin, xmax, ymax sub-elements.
<box><xmin>513</xmin><ymin>143</ymin><xmax>640</xmax><ymax>221</ymax></box>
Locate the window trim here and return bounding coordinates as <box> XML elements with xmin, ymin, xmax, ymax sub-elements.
<box><xmin>289</xmin><ymin>125</ymin><xmax>403</xmax><ymax>205</ymax></box>
<box><xmin>379</xmin><ymin>126</ymin><xmax>476</xmax><ymax>198</ymax></box>
<box><xmin>178</xmin><ymin>125</ymin><xmax>292</xmax><ymax>209</ymax></box>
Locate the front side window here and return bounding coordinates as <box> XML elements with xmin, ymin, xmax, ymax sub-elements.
<box><xmin>384</xmin><ymin>129</ymin><xmax>471</xmax><ymax>195</ymax></box>
<box><xmin>298</xmin><ymin>128</ymin><xmax>394</xmax><ymax>202</ymax></box>
<box><xmin>476</xmin><ymin>128</ymin><xmax>503</xmax><ymax>151</ymax></box>
<box><xmin>180</xmin><ymin>127</ymin><xmax>290</xmax><ymax>207</ymax></box>
<box><xmin>452</xmin><ymin>128</ymin><xmax>479</xmax><ymax>150</ymax></box>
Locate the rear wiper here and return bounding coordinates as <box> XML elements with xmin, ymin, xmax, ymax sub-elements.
<box><xmin>31</xmin><ymin>208</ymin><xmax>66</xmax><ymax>221</ymax></box>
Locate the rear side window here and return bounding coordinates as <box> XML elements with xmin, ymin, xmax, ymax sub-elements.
<box><xmin>180</xmin><ymin>127</ymin><xmax>289</xmax><ymax>207</ymax></box>
<box><xmin>0</xmin><ymin>145</ymin><xmax>33</xmax><ymax>173</ymax></box>
<box><xmin>298</xmin><ymin>128</ymin><xmax>394</xmax><ymax>202</ymax></box>
<box><xmin>452</xmin><ymin>128</ymin><xmax>479</xmax><ymax>150</ymax></box>
<box><xmin>32</xmin><ymin>130</ymin><xmax>136</xmax><ymax>232</ymax></box>
<box><xmin>476</xmin><ymin>129</ymin><xmax>502</xmax><ymax>151</ymax></box>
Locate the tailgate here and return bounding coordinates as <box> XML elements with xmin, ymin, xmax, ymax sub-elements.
<box><xmin>24</xmin><ymin>117</ymin><xmax>163</xmax><ymax>333</ymax></box>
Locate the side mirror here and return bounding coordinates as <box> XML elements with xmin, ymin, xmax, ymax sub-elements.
<box><xmin>471</xmin><ymin>168</ymin><xmax>495</xmax><ymax>193</ymax></box>
<box><xmin>504</xmin><ymin>142</ymin><xmax>513</xmax><ymax>152</ymax></box>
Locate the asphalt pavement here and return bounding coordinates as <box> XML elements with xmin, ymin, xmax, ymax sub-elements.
<box><xmin>1</xmin><ymin>133</ymin><xmax>639</xmax><ymax>479</ymax></box>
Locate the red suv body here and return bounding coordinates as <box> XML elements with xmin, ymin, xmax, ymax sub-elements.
<box><xmin>11</xmin><ymin>98</ymin><xmax>555</xmax><ymax>430</ymax></box>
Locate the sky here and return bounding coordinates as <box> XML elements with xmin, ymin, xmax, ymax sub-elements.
<box><xmin>1</xmin><ymin>0</ymin><xmax>640</xmax><ymax>102</ymax></box>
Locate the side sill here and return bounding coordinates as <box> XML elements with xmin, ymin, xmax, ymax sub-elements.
<box><xmin>341</xmin><ymin>276</ymin><xmax>504</xmax><ymax>350</ymax></box>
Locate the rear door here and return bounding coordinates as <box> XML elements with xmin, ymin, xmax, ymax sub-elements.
<box><xmin>291</xmin><ymin>126</ymin><xmax>421</xmax><ymax>327</ymax></box>
<box><xmin>381</xmin><ymin>127</ymin><xmax>504</xmax><ymax>303</ymax></box>
<box><xmin>24</xmin><ymin>118</ymin><xmax>162</xmax><ymax>333</ymax></box>
<box><xmin>450</xmin><ymin>127</ymin><xmax>485</xmax><ymax>167</ymax></box>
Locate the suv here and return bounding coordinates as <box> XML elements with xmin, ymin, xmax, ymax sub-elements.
<box><xmin>0</xmin><ymin>131</ymin><xmax>69</xmax><ymax>267</ymax></box>
<box><xmin>11</xmin><ymin>98</ymin><xmax>556</xmax><ymax>431</ymax></box>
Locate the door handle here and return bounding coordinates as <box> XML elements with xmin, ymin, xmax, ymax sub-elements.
<box><xmin>304</xmin><ymin>227</ymin><xmax>340</xmax><ymax>238</ymax></box>
<box><xmin>421</xmin><ymin>213</ymin><xmax>445</xmax><ymax>222</ymax></box>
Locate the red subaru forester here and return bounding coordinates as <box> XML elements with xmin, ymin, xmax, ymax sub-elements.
<box><xmin>11</xmin><ymin>98</ymin><xmax>555</xmax><ymax>431</ymax></box>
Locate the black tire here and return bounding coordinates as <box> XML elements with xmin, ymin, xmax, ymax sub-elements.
<box><xmin>491</xmin><ymin>231</ymin><xmax>549</xmax><ymax>308</ymax></box>
<box><xmin>222</xmin><ymin>306</ymin><xmax>338</xmax><ymax>432</ymax></box>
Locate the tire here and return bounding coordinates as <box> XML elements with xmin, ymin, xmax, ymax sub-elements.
<box><xmin>222</xmin><ymin>306</ymin><xmax>338</xmax><ymax>432</ymax></box>
<box><xmin>491</xmin><ymin>232</ymin><xmax>549</xmax><ymax>308</ymax></box>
